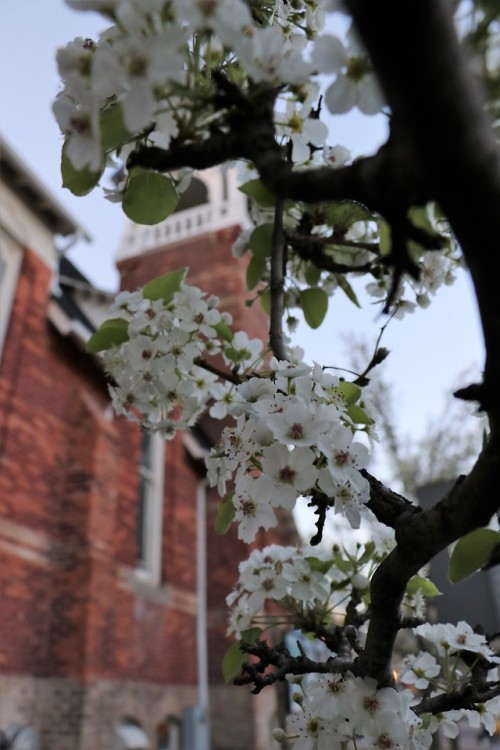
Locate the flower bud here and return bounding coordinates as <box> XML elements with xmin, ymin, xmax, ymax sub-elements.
<box><xmin>272</xmin><ymin>728</ymin><xmax>286</xmax><ymax>743</ymax></box>
<box><xmin>351</xmin><ymin>573</ymin><xmax>369</xmax><ymax>590</ymax></box>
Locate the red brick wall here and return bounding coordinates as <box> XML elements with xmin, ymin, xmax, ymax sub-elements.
<box><xmin>0</xmin><ymin>249</ymin><xmax>199</xmax><ymax>687</ymax></box>
<box><xmin>0</xmin><ymin>230</ymin><xmax>296</xmax><ymax>740</ymax></box>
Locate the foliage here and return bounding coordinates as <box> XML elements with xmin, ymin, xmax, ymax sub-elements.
<box><xmin>56</xmin><ymin>0</ymin><xmax>500</xmax><ymax>747</ymax></box>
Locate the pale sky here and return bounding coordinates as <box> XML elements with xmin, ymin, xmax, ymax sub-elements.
<box><xmin>0</xmin><ymin>1</ymin><xmax>486</xmax><ymax>477</ymax></box>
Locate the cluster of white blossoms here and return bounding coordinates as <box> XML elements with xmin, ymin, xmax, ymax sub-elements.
<box><xmin>226</xmin><ymin>543</ymin><xmax>364</xmax><ymax>639</ymax></box>
<box><xmin>397</xmin><ymin>622</ymin><xmax>500</xmax><ymax>739</ymax></box>
<box><xmin>54</xmin><ymin>0</ymin><xmax>385</xmax><ymax>176</ymax></box>
<box><xmin>101</xmin><ymin>277</ymin><xmax>259</xmax><ymax>434</ymax></box>
<box><xmin>366</xmin><ymin>248</ymin><xmax>462</xmax><ymax>318</ymax></box>
<box><xmin>96</xmin><ymin>273</ymin><xmax>372</xmax><ymax>540</ymax></box>
<box><xmin>206</xmin><ymin>352</ymin><xmax>372</xmax><ymax>542</ymax></box>
<box><xmin>226</xmin><ymin>539</ymin><xmax>436</xmax><ymax>641</ymax></box>
<box><xmin>278</xmin><ymin>673</ymin><xmax>431</xmax><ymax>750</ymax></box>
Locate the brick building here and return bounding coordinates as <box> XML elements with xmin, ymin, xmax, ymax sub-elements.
<box><xmin>0</xmin><ymin>139</ymin><xmax>296</xmax><ymax>750</ymax></box>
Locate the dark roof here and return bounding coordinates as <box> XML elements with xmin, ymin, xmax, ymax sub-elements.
<box><xmin>53</xmin><ymin>256</ymin><xmax>111</xmax><ymax>334</ymax></box>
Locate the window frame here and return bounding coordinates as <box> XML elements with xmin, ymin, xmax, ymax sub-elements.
<box><xmin>135</xmin><ymin>431</ymin><xmax>165</xmax><ymax>585</ymax></box>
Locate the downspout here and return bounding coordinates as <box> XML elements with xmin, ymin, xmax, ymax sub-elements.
<box><xmin>196</xmin><ymin>477</ymin><xmax>211</xmax><ymax>749</ymax></box>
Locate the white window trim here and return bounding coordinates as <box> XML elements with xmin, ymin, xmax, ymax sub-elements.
<box><xmin>0</xmin><ymin>230</ymin><xmax>22</xmax><ymax>358</ymax></box>
<box><xmin>135</xmin><ymin>432</ymin><xmax>165</xmax><ymax>586</ymax></box>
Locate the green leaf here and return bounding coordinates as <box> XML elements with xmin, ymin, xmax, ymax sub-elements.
<box><xmin>143</xmin><ymin>267</ymin><xmax>188</xmax><ymax>303</ymax></box>
<box><xmin>249</xmin><ymin>223</ymin><xmax>274</xmax><ymax>258</ymax></box>
<box><xmin>100</xmin><ymin>104</ymin><xmax>131</xmax><ymax>152</ymax></box>
<box><xmin>215</xmin><ymin>495</ymin><xmax>235</xmax><ymax>535</ymax></box>
<box><xmin>222</xmin><ymin>642</ymin><xmax>246</xmax><ymax>683</ymax></box>
<box><xmin>241</xmin><ymin>628</ymin><xmax>262</xmax><ymax>643</ymax></box>
<box><xmin>448</xmin><ymin>528</ymin><xmax>500</xmax><ymax>583</ymax></box>
<box><xmin>123</xmin><ymin>170</ymin><xmax>178</xmax><ymax>225</ymax></box>
<box><xmin>336</xmin><ymin>381</ymin><xmax>362</xmax><ymax>406</ymax></box>
<box><xmin>259</xmin><ymin>289</ymin><xmax>271</xmax><ymax>315</ymax></box>
<box><xmin>378</xmin><ymin>219</ymin><xmax>392</xmax><ymax>256</ymax></box>
<box><xmin>86</xmin><ymin>318</ymin><xmax>129</xmax><ymax>353</ymax></box>
<box><xmin>304</xmin><ymin>263</ymin><xmax>321</xmax><ymax>286</ymax></box>
<box><xmin>406</xmin><ymin>575</ymin><xmax>441</xmax><ymax>598</ymax></box>
<box><xmin>337</xmin><ymin>276</ymin><xmax>360</xmax><ymax>307</ymax></box>
<box><xmin>359</xmin><ymin>541</ymin><xmax>376</xmax><ymax>564</ymax></box>
<box><xmin>332</xmin><ymin>551</ymin><xmax>352</xmax><ymax>574</ymax></box>
<box><xmin>323</xmin><ymin>201</ymin><xmax>373</xmax><ymax>234</ymax></box>
<box><xmin>407</xmin><ymin>205</ymin><xmax>437</xmax><ymax>235</ymax></box>
<box><xmin>214</xmin><ymin>320</ymin><xmax>234</xmax><ymax>342</ymax></box>
<box><xmin>346</xmin><ymin>404</ymin><xmax>375</xmax><ymax>425</ymax></box>
<box><xmin>239</xmin><ymin>179</ymin><xmax>276</xmax><ymax>207</ymax></box>
<box><xmin>61</xmin><ymin>142</ymin><xmax>103</xmax><ymax>196</ymax></box>
<box><xmin>300</xmin><ymin>287</ymin><xmax>328</xmax><ymax>329</ymax></box>
<box><xmin>246</xmin><ymin>254</ymin><xmax>267</xmax><ymax>290</ymax></box>
<box><xmin>305</xmin><ymin>556</ymin><xmax>334</xmax><ymax>574</ymax></box>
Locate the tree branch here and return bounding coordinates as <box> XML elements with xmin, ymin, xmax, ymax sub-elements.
<box><xmin>359</xmin><ymin>437</ymin><xmax>500</xmax><ymax>686</ymax></box>
<box><xmin>269</xmin><ymin>195</ymin><xmax>288</xmax><ymax>361</ymax></box>
<box><xmin>234</xmin><ymin>639</ymin><xmax>356</xmax><ymax>694</ymax></box>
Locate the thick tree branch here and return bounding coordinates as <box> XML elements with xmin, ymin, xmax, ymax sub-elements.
<box><xmin>346</xmin><ymin>0</ymin><xmax>500</xmax><ymax>424</ymax></box>
<box><xmin>362</xmin><ymin>469</ymin><xmax>419</xmax><ymax>528</ymax></box>
<box><xmin>358</xmin><ymin>437</ymin><xmax>500</xmax><ymax>685</ymax></box>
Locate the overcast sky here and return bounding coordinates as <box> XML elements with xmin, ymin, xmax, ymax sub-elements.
<box><xmin>0</xmin><ymin>2</ymin><xmax>486</xmax><ymax>475</ymax></box>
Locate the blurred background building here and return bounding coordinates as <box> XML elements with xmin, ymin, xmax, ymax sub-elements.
<box><xmin>0</xmin><ymin>139</ymin><xmax>296</xmax><ymax>750</ymax></box>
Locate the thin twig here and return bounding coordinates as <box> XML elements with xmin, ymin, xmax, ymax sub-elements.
<box><xmin>269</xmin><ymin>195</ymin><xmax>288</xmax><ymax>360</ymax></box>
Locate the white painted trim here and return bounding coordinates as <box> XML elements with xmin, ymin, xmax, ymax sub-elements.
<box><xmin>0</xmin><ymin>229</ymin><xmax>22</xmax><ymax>358</ymax></box>
<box><xmin>0</xmin><ymin>183</ymin><xmax>58</xmax><ymax>271</ymax></box>
<box><xmin>135</xmin><ymin>434</ymin><xmax>165</xmax><ymax>586</ymax></box>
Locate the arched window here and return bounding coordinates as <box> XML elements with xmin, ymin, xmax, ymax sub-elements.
<box><xmin>156</xmin><ymin>716</ymin><xmax>181</xmax><ymax>750</ymax></box>
<box><xmin>113</xmin><ymin>717</ymin><xmax>150</xmax><ymax>750</ymax></box>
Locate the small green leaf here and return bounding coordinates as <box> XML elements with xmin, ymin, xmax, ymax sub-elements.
<box><xmin>407</xmin><ymin>205</ymin><xmax>436</xmax><ymax>235</ymax></box>
<box><xmin>337</xmin><ymin>276</ymin><xmax>360</xmax><ymax>307</ymax></box>
<box><xmin>61</xmin><ymin>142</ymin><xmax>103</xmax><ymax>196</ymax></box>
<box><xmin>86</xmin><ymin>318</ymin><xmax>129</xmax><ymax>353</ymax></box>
<box><xmin>323</xmin><ymin>201</ymin><xmax>373</xmax><ymax>234</ymax></box>
<box><xmin>332</xmin><ymin>551</ymin><xmax>351</xmax><ymax>574</ymax></box>
<box><xmin>406</xmin><ymin>575</ymin><xmax>441</xmax><ymax>598</ymax></box>
<box><xmin>448</xmin><ymin>528</ymin><xmax>500</xmax><ymax>583</ymax></box>
<box><xmin>359</xmin><ymin>541</ymin><xmax>376</xmax><ymax>564</ymax></box>
<box><xmin>259</xmin><ymin>290</ymin><xmax>271</xmax><ymax>315</ymax></box>
<box><xmin>249</xmin><ymin>223</ymin><xmax>274</xmax><ymax>258</ymax></box>
<box><xmin>215</xmin><ymin>495</ymin><xmax>235</xmax><ymax>535</ymax></box>
<box><xmin>222</xmin><ymin>642</ymin><xmax>246</xmax><ymax>683</ymax></box>
<box><xmin>346</xmin><ymin>404</ymin><xmax>375</xmax><ymax>425</ymax></box>
<box><xmin>304</xmin><ymin>263</ymin><xmax>321</xmax><ymax>286</ymax></box>
<box><xmin>246</xmin><ymin>254</ymin><xmax>267</xmax><ymax>290</ymax></box>
<box><xmin>378</xmin><ymin>220</ymin><xmax>392</xmax><ymax>256</ymax></box>
<box><xmin>214</xmin><ymin>320</ymin><xmax>234</xmax><ymax>342</ymax></box>
<box><xmin>123</xmin><ymin>170</ymin><xmax>178</xmax><ymax>225</ymax></box>
<box><xmin>100</xmin><ymin>104</ymin><xmax>131</xmax><ymax>152</ymax></box>
<box><xmin>300</xmin><ymin>287</ymin><xmax>328</xmax><ymax>329</ymax></box>
<box><xmin>143</xmin><ymin>267</ymin><xmax>188</xmax><ymax>303</ymax></box>
<box><xmin>241</xmin><ymin>628</ymin><xmax>262</xmax><ymax>643</ymax></box>
<box><xmin>239</xmin><ymin>179</ymin><xmax>276</xmax><ymax>207</ymax></box>
<box><xmin>305</xmin><ymin>556</ymin><xmax>334</xmax><ymax>574</ymax></box>
<box><xmin>336</xmin><ymin>381</ymin><xmax>362</xmax><ymax>406</ymax></box>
